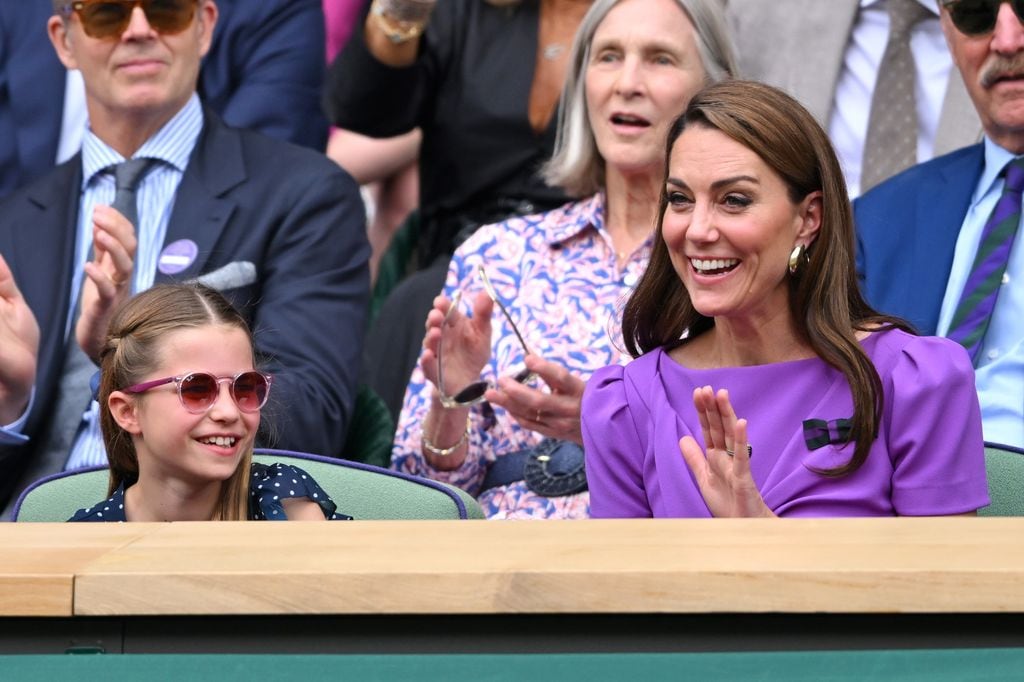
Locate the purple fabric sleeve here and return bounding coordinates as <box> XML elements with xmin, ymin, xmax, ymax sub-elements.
<box><xmin>582</xmin><ymin>364</ymin><xmax>653</xmax><ymax>518</ymax></box>
<box><xmin>881</xmin><ymin>334</ymin><xmax>990</xmax><ymax>515</ymax></box>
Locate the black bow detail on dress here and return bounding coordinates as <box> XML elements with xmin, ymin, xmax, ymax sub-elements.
<box><xmin>802</xmin><ymin>418</ymin><xmax>853</xmax><ymax>450</ymax></box>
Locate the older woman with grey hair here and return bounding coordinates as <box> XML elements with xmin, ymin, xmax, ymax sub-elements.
<box><xmin>392</xmin><ymin>0</ymin><xmax>738</xmax><ymax>519</ymax></box>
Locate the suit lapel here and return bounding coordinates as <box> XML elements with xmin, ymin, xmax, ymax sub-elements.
<box><xmin>908</xmin><ymin>145</ymin><xmax>984</xmax><ymax>333</ymax></box>
<box><xmin>19</xmin><ymin>160</ymin><xmax>82</xmax><ymax>391</ymax></box>
<box><xmin>156</xmin><ymin>111</ymin><xmax>245</xmax><ymax>283</ymax></box>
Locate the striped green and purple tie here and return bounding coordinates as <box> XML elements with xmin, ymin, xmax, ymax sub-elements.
<box><xmin>947</xmin><ymin>157</ymin><xmax>1024</xmax><ymax>365</ymax></box>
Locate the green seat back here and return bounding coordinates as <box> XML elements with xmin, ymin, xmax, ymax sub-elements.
<box><xmin>14</xmin><ymin>468</ymin><xmax>111</xmax><ymax>522</ymax></box>
<box><xmin>13</xmin><ymin>449</ymin><xmax>484</xmax><ymax>521</ymax></box>
<box><xmin>979</xmin><ymin>442</ymin><xmax>1024</xmax><ymax>517</ymax></box>
<box><xmin>252</xmin><ymin>450</ymin><xmax>483</xmax><ymax>519</ymax></box>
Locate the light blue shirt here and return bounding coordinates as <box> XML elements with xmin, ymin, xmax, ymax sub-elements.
<box><xmin>0</xmin><ymin>95</ymin><xmax>204</xmax><ymax>463</ymax></box>
<box><xmin>935</xmin><ymin>137</ymin><xmax>1024</xmax><ymax>448</ymax></box>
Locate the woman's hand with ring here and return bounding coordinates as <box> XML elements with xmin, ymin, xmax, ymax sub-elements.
<box><xmin>486</xmin><ymin>354</ymin><xmax>586</xmax><ymax>444</ymax></box>
<box><xmin>678</xmin><ymin>385</ymin><xmax>774</xmax><ymax>518</ymax></box>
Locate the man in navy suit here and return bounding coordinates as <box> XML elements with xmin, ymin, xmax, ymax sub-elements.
<box><xmin>0</xmin><ymin>0</ymin><xmax>369</xmax><ymax>509</ymax></box>
<box><xmin>855</xmin><ymin>1</ymin><xmax>1024</xmax><ymax>448</ymax></box>
<box><xmin>0</xmin><ymin>0</ymin><xmax>328</xmax><ymax>198</ymax></box>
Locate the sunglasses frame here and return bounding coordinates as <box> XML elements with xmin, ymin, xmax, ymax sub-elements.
<box><xmin>941</xmin><ymin>0</ymin><xmax>1024</xmax><ymax>36</ymax></box>
<box><xmin>123</xmin><ymin>370</ymin><xmax>273</xmax><ymax>414</ymax></box>
<box><xmin>60</xmin><ymin>0</ymin><xmax>199</xmax><ymax>40</ymax></box>
<box><xmin>436</xmin><ymin>265</ymin><xmax>536</xmax><ymax>409</ymax></box>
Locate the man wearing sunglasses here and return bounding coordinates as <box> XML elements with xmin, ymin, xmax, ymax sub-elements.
<box><xmin>0</xmin><ymin>0</ymin><xmax>328</xmax><ymax>199</ymax></box>
<box><xmin>855</xmin><ymin>0</ymin><xmax>1024</xmax><ymax>449</ymax></box>
<box><xmin>728</xmin><ymin>0</ymin><xmax>982</xmax><ymax>198</ymax></box>
<box><xmin>0</xmin><ymin>0</ymin><xmax>370</xmax><ymax>512</ymax></box>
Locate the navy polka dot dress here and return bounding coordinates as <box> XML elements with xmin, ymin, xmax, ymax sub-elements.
<box><xmin>68</xmin><ymin>462</ymin><xmax>352</xmax><ymax>521</ymax></box>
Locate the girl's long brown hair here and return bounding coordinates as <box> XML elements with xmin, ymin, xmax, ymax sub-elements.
<box><xmin>98</xmin><ymin>283</ymin><xmax>255</xmax><ymax>519</ymax></box>
<box><xmin>621</xmin><ymin>80</ymin><xmax>912</xmax><ymax>476</ymax></box>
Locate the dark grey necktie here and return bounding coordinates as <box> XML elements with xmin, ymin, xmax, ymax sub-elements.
<box><xmin>36</xmin><ymin>159</ymin><xmax>158</xmax><ymax>474</ymax></box>
<box><xmin>861</xmin><ymin>0</ymin><xmax>931</xmax><ymax>193</ymax></box>
<box><xmin>110</xmin><ymin>157</ymin><xmax>158</xmax><ymax>227</ymax></box>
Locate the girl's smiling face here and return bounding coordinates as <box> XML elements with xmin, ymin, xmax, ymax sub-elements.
<box><xmin>111</xmin><ymin>323</ymin><xmax>260</xmax><ymax>487</ymax></box>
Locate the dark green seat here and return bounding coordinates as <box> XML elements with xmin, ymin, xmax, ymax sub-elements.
<box><xmin>341</xmin><ymin>384</ymin><xmax>395</xmax><ymax>468</ymax></box>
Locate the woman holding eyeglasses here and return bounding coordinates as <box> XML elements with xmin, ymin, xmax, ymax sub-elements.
<box><xmin>582</xmin><ymin>80</ymin><xmax>989</xmax><ymax>518</ymax></box>
<box><xmin>391</xmin><ymin>0</ymin><xmax>737</xmax><ymax>519</ymax></box>
<box><xmin>69</xmin><ymin>284</ymin><xmax>350</xmax><ymax>522</ymax></box>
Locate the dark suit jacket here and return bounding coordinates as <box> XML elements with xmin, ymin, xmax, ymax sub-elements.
<box><xmin>854</xmin><ymin>144</ymin><xmax>984</xmax><ymax>335</ymax></box>
<box><xmin>0</xmin><ymin>0</ymin><xmax>327</xmax><ymax>198</ymax></box>
<box><xmin>0</xmin><ymin>110</ymin><xmax>369</xmax><ymax>508</ymax></box>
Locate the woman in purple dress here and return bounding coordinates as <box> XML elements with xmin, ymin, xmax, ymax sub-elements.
<box><xmin>581</xmin><ymin>80</ymin><xmax>990</xmax><ymax>518</ymax></box>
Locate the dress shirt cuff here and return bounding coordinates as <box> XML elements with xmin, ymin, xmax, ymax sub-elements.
<box><xmin>0</xmin><ymin>387</ymin><xmax>35</xmax><ymax>444</ymax></box>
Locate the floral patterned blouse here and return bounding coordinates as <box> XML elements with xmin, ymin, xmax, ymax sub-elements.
<box><xmin>391</xmin><ymin>194</ymin><xmax>651</xmax><ymax>519</ymax></box>
<box><xmin>68</xmin><ymin>462</ymin><xmax>352</xmax><ymax>521</ymax></box>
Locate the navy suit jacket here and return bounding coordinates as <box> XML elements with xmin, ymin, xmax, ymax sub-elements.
<box><xmin>854</xmin><ymin>144</ymin><xmax>984</xmax><ymax>335</ymax></box>
<box><xmin>0</xmin><ymin>0</ymin><xmax>327</xmax><ymax>198</ymax></box>
<box><xmin>0</xmin><ymin>109</ymin><xmax>369</xmax><ymax>508</ymax></box>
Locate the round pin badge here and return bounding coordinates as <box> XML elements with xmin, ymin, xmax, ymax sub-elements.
<box><xmin>158</xmin><ymin>239</ymin><xmax>199</xmax><ymax>275</ymax></box>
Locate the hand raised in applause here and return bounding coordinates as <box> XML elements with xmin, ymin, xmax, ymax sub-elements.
<box><xmin>485</xmin><ymin>355</ymin><xmax>586</xmax><ymax>445</ymax></box>
<box><xmin>420</xmin><ymin>291</ymin><xmax>493</xmax><ymax>400</ymax></box>
<box><xmin>0</xmin><ymin>253</ymin><xmax>40</xmax><ymax>425</ymax></box>
<box><xmin>678</xmin><ymin>386</ymin><xmax>775</xmax><ymax>518</ymax></box>
<box><xmin>76</xmin><ymin>205</ymin><xmax>137</xmax><ymax>362</ymax></box>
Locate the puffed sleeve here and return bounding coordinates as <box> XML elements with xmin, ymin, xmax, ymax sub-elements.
<box><xmin>582</xmin><ymin>365</ymin><xmax>653</xmax><ymax>518</ymax></box>
<box><xmin>884</xmin><ymin>335</ymin><xmax>990</xmax><ymax>515</ymax></box>
<box><xmin>250</xmin><ymin>463</ymin><xmax>352</xmax><ymax>521</ymax></box>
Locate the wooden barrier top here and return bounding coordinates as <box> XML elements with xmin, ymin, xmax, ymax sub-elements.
<box><xmin>0</xmin><ymin>524</ymin><xmax>151</xmax><ymax>616</ymax></box>
<box><xmin>29</xmin><ymin>517</ymin><xmax>1021</xmax><ymax>617</ymax></box>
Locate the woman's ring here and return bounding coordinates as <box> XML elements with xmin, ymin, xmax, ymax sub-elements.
<box><xmin>724</xmin><ymin>445</ymin><xmax>753</xmax><ymax>458</ymax></box>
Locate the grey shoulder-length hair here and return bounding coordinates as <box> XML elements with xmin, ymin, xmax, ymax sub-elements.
<box><xmin>543</xmin><ymin>0</ymin><xmax>738</xmax><ymax>197</ymax></box>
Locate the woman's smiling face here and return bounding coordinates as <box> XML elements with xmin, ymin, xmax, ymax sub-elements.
<box><xmin>661</xmin><ymin>123</ymin><xmax>821</xmax><ymax>326</ymax></box>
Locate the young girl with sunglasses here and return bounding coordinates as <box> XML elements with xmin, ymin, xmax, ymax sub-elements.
<box><xmin>69</xmin><ymin>284</ymin><xmax>349</xmax><ymax>522</ymax></box>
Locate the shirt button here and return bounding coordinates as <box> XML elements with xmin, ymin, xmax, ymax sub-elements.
<box><xmin>988</xmin><ymin>349</ymin><xmax>1000</xmax><ymax>361</ymax></box>
<box><xmin>623</xmin><ymin>272</ymin><xmax>639</xmax><ymax>287</ymax></box>
<box><xmin>1002</xmin><ymin>272</ymin><xmax>1011</xmax><ymax>285</ymax></box>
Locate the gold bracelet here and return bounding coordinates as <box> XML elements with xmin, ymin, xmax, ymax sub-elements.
<box><xmin>370</xmin><ymin>0</ymin><xmax>429</xmax><ymax>44</ymax></box>
<box><xmin>422</xmin><ymin>415</ymin><xmax>472</xmax><ymax>457</ymax></box>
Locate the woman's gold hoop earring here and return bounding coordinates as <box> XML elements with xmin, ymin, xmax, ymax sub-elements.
<box><xmin>788</xmin><ymin>244</ymin><xmax>808</xmax><ymax>275</ymax></box>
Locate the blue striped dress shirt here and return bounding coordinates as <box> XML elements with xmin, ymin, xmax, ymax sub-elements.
<box><xmin>64</xmin><ymin>95</ymin><xmax>204</xmax><ymax>470</ymax></box>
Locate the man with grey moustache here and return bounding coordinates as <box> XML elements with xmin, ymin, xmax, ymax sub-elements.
<box><xmin>855</xmin><ymin>0</ymin><xmax>1024</xmax><ymax>449</ymax></box>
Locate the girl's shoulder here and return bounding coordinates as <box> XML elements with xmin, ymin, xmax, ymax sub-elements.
<box><xmin>249</xmin><ymin>461</ymin><xmax>351</xmax><ymax>521</ymax></box>
<box><xmin>67</xmin><ymin>485</ymin><xmax>127</xmax><ymax>523</ymax></box>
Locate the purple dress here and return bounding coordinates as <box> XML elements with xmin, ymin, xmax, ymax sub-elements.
<box><xmin>581</xmin><ymin>329</ymin><xmax>990</xmax><ymax>518</ymax></box>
